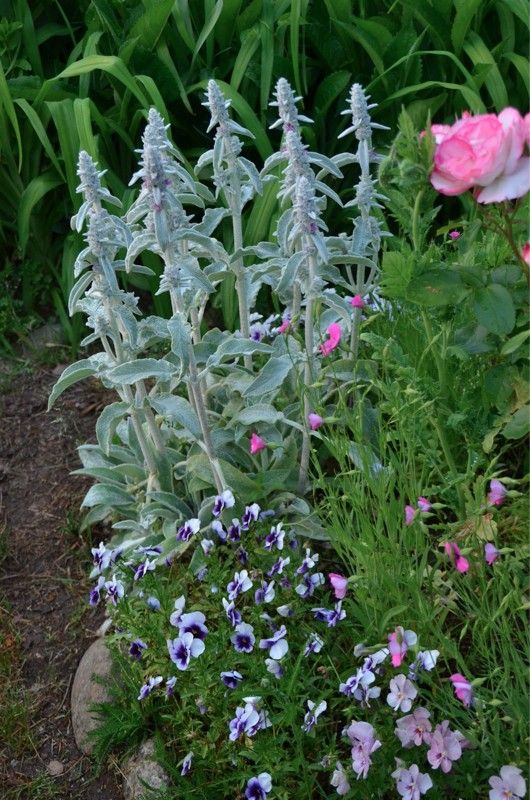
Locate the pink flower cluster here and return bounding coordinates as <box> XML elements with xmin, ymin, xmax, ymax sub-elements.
<box><xmin>429</xmin><ymin>108</ymin><xmax>530</xmax><ymax>203</ymax></box>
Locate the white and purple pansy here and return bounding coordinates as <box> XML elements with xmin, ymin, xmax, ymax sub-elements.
<box><xmin>231</xmin><ymin>622</ymin><xmax>255</xmax><ymax>653</ymax></box>
<box><xmin>211</xmin><ymin>520</ymin><xmax>226</xmax><ymax>541</ymax></box>
<box><xmin>129</xmin><ymin>639</ymin><xmax>147</xmax><ymax>660</ymax></box>
<box><xmin>255</xmin><ymin>580</ymin><xmax>275</xmax><ymax>605</ymax></box>
<box><xmin>181</xmin><ymin>751</ymin><xmax>193</xmax><ymax>776</ymax></box>
<box><xmin>133</xmin><ymin>558</ymin><xmax>156</xmax><ymax>581</ymax></box>
<box><xmin>104</xmin><ymin>575</ymin><xmax>125</xmax><ymax>604</ymax></box>
<box><xmin>296</xmin><ymin>572</ymin><xmax>325</xmax><ymax>599</ymax></box>
<box><xmin>242</xmin><ymin>503</ymin><xmax>261</xmax><ymax>530</ymax></box>
<box><xmin>222</xmin><ymin>597</ymin><xmax>242</xmax><ymax>627</ymax></box>
<box><xmin>169</xmin><ymin>595</ymin><xmax>186</xmax><ymax>627</ymax></box>
<box><xmin>267</xmin><ymin>555</ymin><xmax>290</xmax><ymax>577</ymax></box>
<box><xmin>220</xmin><ymin>670</ymin><xmax>243</xmax><ymax>689</ymax></box>
<box><xmin>137</xmin><ymin>675</ymin><xmax>163</xmax><ymax>701</ymax></box>
<box><xmin>303</xmin><ymin>632</ymin><xmax>324</xmax><ymax>657</ymax></box>
<box><xmin>167</xmin><ymin>632</ymin><xmax>205</xmax><ymax>671</ymax></box>
<box><xmin>89</xmin><ymin>576</ymin><xmax>105</xmax><ymax>606</ymax></box>
<box><xmin>228</xmin><ymin>704</ymin><xmax>260</xmax><ymax>741</ymax></box>
<box><xmin>302</xmin><ymin>699</ymin><xmax>327</xmax><ymax>733</ymax></box>
<box><xmin>227</xmin><ymin>569</ymin><xmax>253</xmax><ymax>601</ymax></box>
<box><xmin>177</xmin><ymin>610</ymin><xmax>208</xmax><ymax>640</ymax></box>
<box><xmin>265</xmin><ymin>658</ymin><xmax>284</xmax><ymax>679</ymax></box>
<box><xmin>264</xmin><ymin>522</ymin><xmax>285</xmax><ymax>551</ymax></box>
<box><xmin>176</xmin><ymin>517</ymin><xmax>201</xmax><ymax>542</ymax></box>
<box><xmin>259</xmin><ymin>625</ymin><xmax>288</xmax><ymax>660</ymax></box>
<box><xmin>212</xmin><ymin>489</ymin><xmax>235</xmax><ymax>517</ymax></box>
<box><xmin>245</xmin><ymin>772</ymin><xmax>272</xmax><ymax>800</ymax></box>
<box><xmin>296</xmin><ymin>548</ymin><xmax>319</xmax><ymax>575</ymax></box>
<box><xmin>91</xmin><ymin>541</ymin><xmax>111</xmax><ymax>573</ymax></box>
<box><xmin>227</xmin><ymin>519</ymin><xmax>241</xmax><ymax>543</ymax></box>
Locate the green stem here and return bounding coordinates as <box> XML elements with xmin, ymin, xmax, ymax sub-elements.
<box><xmin>298</xmin><ymin>246</ymin><xmax>318</xmax><ymax>493</ymax></box>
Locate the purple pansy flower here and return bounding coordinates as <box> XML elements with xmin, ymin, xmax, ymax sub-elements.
<box><xmin>165</xmin><ymin>676</ymin><xmax>177</xmax><ymax>698</ymax></box>
<box><xmin>296</xmin><ymin>548</ymin><xmax>319</xmax><ymax>575</ymax></box>
<box><xmin>387</xmin><ymin>674</ymin><xmax>418</xmax><ymax>713</ymax></box>
<box><xmin>104</xmin><ymin>575</ymin><xmax>125</xmax><ymax>605</ymax></box>
<box><xmin>212</xmin><ymin>489</ymin><xmax>235</xmax><ymax>517</ymax></box>
<box><xmin>222</xmin><ymin>597</ymin><xmax>242</xmax><ymax>627</ymax></box>
<box><xmin>277</xmin><ymin>603</ymin><xmax>294</xmax><ymax>618</ymax></box>
<box><xmin>91</xmin><ymin>542</ymin><xmax>111</xmax><ymax>572</ymax></box>
<box><xmin>181</xmin><ymin>752</ymin><xmax>193</xmax><ymax>776</ymax></box>
<box><xmin>265</xmin><ymin>658</ymin><xmax>284</xmax><ymax>678</ymax></box>
<box><xmin>147</xmin><ymin>595</ymin><xmax>161</xmax><ymax>610</ymax></box>
<box><xmin>227</xmin><ymin>519</ymin><xmax>241</xmax><ymax>543</ymax></box>
<box><xmin>227</xmin><ymin>569</ymin><xmax>253</xmax><ymax>601</ymax></box>
<box><xmin>296</xmin><ymin>572</ymin><xmax>325</xmax><ymax>599</ymax></box>
<box><xmin>395</xmin><ymin>707</ymin><xmax>432</xmax><ymax>747</ymax></box>
<box><xmin>228</xmin><ymin>705</ymin><xmax>260</xmax><ymax>741</ymax></box>
<box><xmin>330</xmin><ymin>762</ymin><xmax>351</xmax><ymax>796</ymax></box>
<box><xmin>392</xmin><ymin>764</ymin><xmax>433</xmax><ymax>800</ymax></box>
<box><xmin>255</xmin><ymin>580</ymin><xmax>275</xmax><ymax>605</ymax></box>
<box><xmin>89</xmin><ymin>576</ymin><xmax>105</xmax><ymax>606</ymax></box>
<box><xmin>176</xmin><ymin>517</ymin><xmax>200</xmax><ymax>542</ymax></box>
<box><xmin>211</xmin><ymin>519</ymin><xmax>226</xmax><ymax>541</ymax></box>
<box><xmin>426</xmin><ymin>720</ymin><xmax>463</xmax><ymax>772</ymax></box>
<box><xmin>169</xmin><ymin>595</ymin><xmax>186</xmax><ymax>627</ymax></box>
<box><xmin>231</xmin><ymin>622</ymin><xmax>255</xmax><ymax>653</ymax></box>
<box><xmin>177</xmin><ymin>611</ymin><xmax>208</xmax><ymax>640</ymax></box>
<box><xmin>135</xmin><ymin>544</ymin><xmax>163</xmax><ymax>557</ymax></box>
<box><xmin>302</xmin><ymin>699</ymin><xmax>327</xmax><ymax>733</ymax></box>
<box><xmin>201</xmin><ymin>538</ymin><xmax>215</xmax><ymax>556</ymax></box>
<box><xmin>312</xmin><ymin>600</ymin><xmax>346</xmax><ymax>627</ymax></box>
<box><xmin>267</xmin><ymin>556</ymin><xmax>290</xmax><ymax>577</ymax></box>
<box><xmin>488</xmin><ymin>766</ymin><xmax>526</xmax><ymax>800</ymax></box>
<box><xmin>167</xmin><ymin>632</ymin><xmax>205</xmax><ymax>671</ymax></box>
<box><xmin>137</xmin><ymin>675</ymin><xmax>163</xmax><ymax>700</ymax></box>
<box><xmin>304</xmin><ymin>632</ymin><xmax>324</xmax><ymax>657</ymax></box>
<box><xmin>129</xmin><ymin>639</ymin><xmax>147</xmax><ymax>660</ymax></box>
<box><xmin>259</xmin><ymin>625</ymin><xmax>288</xmax><ymax>660</ymax></box>
<box><xmin>237</xmin><ymin>546</ymin><xmax>249</xmax><ymax>565</ymax></box>
<box><xmin>133</xmin><ymin>558</ymin><xmax>156</xmax><ymax>581</ymax></box>
<box><xmin>264</xmin><ymin>522</ymin><xmax>285</xmax><ymax>551</ymax></box>
<box><xmin>220</xmin><ymin>670</ymin><xmax>243</xmax><ymax>689</ymax></box>
<box><xmin>242</xmin><ymin>503</ymin><xmax>261</xmax><ymax>530</ymax></box>
<box><xmin>346</xmin><ymin>721</ymin><xmax>381</xmax><ymax>779</ymax></box>
<box><xmin>245</xmin><ymin>773</ymin><xmax>272</xmax><ymax>800</ymax></box>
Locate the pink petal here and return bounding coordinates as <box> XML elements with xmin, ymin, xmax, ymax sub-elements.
<box><xmin>522</xmin><ymin>242</ymin><xmax>530</xmax><ymax>265</ymax></box>
<box><xmin>308</xmin><ymin>413</ymin><xmax>324</xmax><ymax>431</ymax></box>
<box><xmin>431</xmin><ymin>167</ymin><xmax>474</xmax><ymax>196</ymax></box>
<box><xmin>455</xmin><ymin>556</ymin><xmax>469</xmax><ymax>574</ymax></box>
<box><xmin>498</xmin><ymin>107</ymin><xmax>525</xmax><ymax>175</ymax></box>
<box><xmin>350</xmin><ymin>294</ymin><xmax>366</xmax><ymax>309</ymax></box>
<box><xmin>417</xmin><ymin>496</ymin><xmax>432</xmax><ymax>512</ymax></box>
<box><xmin>320</xmin><ymin>322</ymin><xmax>342</xmax><ymax>356</ymax></box>
<box><xmin>329</xmin><ymin>573</ymin><xmax>348</xmax><ymax>599</ymax></box>
<box><xmin>250</xmin><ymin>432</ymin><xmax>266</xmax><ymax>455</ymax></box>
<box><xmin>404</xmin><ymin>505</ymin><xmax>415</xmax><ymax>525</ymax></box>
<box><xmin>476</xmin><ymin>156</ymin><xmax>530</xmax><ymax>203</ymax></box>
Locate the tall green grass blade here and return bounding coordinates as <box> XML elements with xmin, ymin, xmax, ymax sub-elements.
<box><xmin>500</xmin><ymin>0</ymin><xmax>530</xmax><ymax>28</ymax></box>
<box><xmin>172</xmin><ymin>1</ymin><xmax>196</xmax><ymax>52</ymax></box>
<box><xmin>17</xmin><ymin>171</ymin><xmax>62</xmax><ymax>253</ymax></box>
<box><xmin>14</xmin><ymin>98</ymin><xmax>65</xmax><ymax>179</ymax></box>
<box><xmin>47</xmin><ymin>99</ymin><xmax>79</xmax><ymax>202</ymax></box>
<box><xmin>313</xmin><ymin>70</ymin><xmax>351</xmax><ymax>117</ymax></box>
<box><xmin>245</xmin><ymin>179</ymin><xmax>279</xmax><ymax>245</ymax></box>
<box><xmin>130</xmin><ymin>0</ymin><xmax>175</xmax><ymax>49</ymax></box>
<box><xmin>503</xmin><ymin>53</ymin><xmax>530</xmax><ymax>93</ymax></box>
<box><xmin>398</xmin><ymin>0</ymin><xmax>450</xmax><ymax>50</ymax></box>
<box><xmin>16</xmin><ymin>0</ymin><xmax>43</xmax><ymax>77</ymax></box>
<box><xmin>451</xmin><ymin>0</ymin><xmax>482</xmax><ymax>54</ymax></box>
<box><xmin>74</xmin><ymin>98</ymin><xmax>98</xmax><ymax>159</ymax></box>
<box><xmin>0</xmin><ymin>62</ymin><xmax>22</xmax><ymax>169</ymax></box>
<box><xmin>260</xmin><ymin>0</ymin><xmax>275</xmax><ymax>111</ymax></box>
<box><xmin>290</xmin><ymin>0</ymin><xmax>303</xmax><ymax>96</ymax></box>
<box><xmin>231</xmin><ymin>25</ymin><xmax>260</xmax><ymax>91</ymax></box>
<box><xmin>216</xmin><ymin>0</ymin><xmax>243</xmax><ymax>48</ymax></box>
<box><xmin>79</xmin><ymin>32</ymin><xmax>103</xmax><ymax>98</ymax></box>
<box><xmin>90</xmin><ymin>0</ymin><xmax>121</xmax><ymax>45</ymax></box>
<box><xmin>464</xmin><ymin>32</ymin><xmax>509</xmax><ymax>109</ymax></box>
<box><xmin>380</xmin><ymin>79</ymin><xmax>485</xmax><ymax>113</ymax></box>
<box><xmin>55</xmin><ymin>56</ymin><xmax>149</xmax><ymax>108</ymax></box>
<box><xmin>191</xmin><ymin>0</ymin><xmax>224</xmax><ymax>66</ymax></box>
<box><xmin>157</xmin><ymin>43</ymin><xmax>193</xmax><ymax>113</ymax></box>
<box><xmin>136</xmin><ymin>75</ymin><xmax>170</xmax><ymax>122</ymax></box>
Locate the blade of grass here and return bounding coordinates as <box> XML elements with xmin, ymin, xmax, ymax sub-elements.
<box><xmin>17</xmin><ymin>171</ymin><xmax>62</xmax><ymax>254</ymax></box>
<box><xmin>231</xmin><ymin>24</ymin><xmax>260</xmax><ymax>92</ymax></box>
<box><xmin>464</xmin><ymin>31</ymin><xmax>509</xmax><ymax>109</ymax></box>
<box><xmin>0</xmin><ymin>61</ymin><xmax>22</xmax><ymax>169</ymax></box>
<box><xmin>14</xmin><ymin>98</ymin><xmax>65</xmax><ymax>178</ymax></box>
<box><xmin>54</xmin><ymin>56</ymin><xmax>149</xmax><ymax>108</ymax></box>
<box><xmin>191</xmin><ymin>0</ymin><xmax>223</xmax><ymax>68</ymax></box>
<box><xmin>260</xmin><ymin>0</ymin><xmax>275</xmax><ymax>112</ymax></box>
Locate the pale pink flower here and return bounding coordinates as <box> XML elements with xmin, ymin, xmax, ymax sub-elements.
<box><xmin>387</xmin><ymin>674</ymin><xmax>418</xmax><ymax>713</ymax></box>
<box><xmin>250</xmin><ymin>433</ymin><xmax>266</xmax><ymax>455</ymax></box>
<box><xmin>489</xmin><ymin>765</ymin><xmax>527</xmax><ymax>800</ymax></box>
<box><xmin>524</xmin><ymin>113</ymin><xmax>530</xmax><ymax>146</ymax></box>
<box><xmin>308</xmin><ymin>413</ymin><xmax>324</xmax><ymax>430</ymax></box>
<box><xmin>443</xmin><ymin>541</ymin><xmax>469</xmax><ymax>574</ymax></box>
<box><xmin>395</xmin><ymin>707</ymin><xmax>432</xmax><ymax>748</ymax></box>
<box><xmin>277</xmin><ymin>318</ymin><xmax>291</xmax><ymax>334</ymax></box>
<box><xmin>429</xmin><ymin>108</ymin><xmax>530</xmax><ymax>202</ymax></box>
<box><xmin>522</xmin><ymin>242</ymin><xmax>530</xmax><ymax>265</ymax></box>
<box><xmin>392</xmin><ymin>764</ymin><xmax>433</xmax><ymax>800</ymax></box>
<box><xmin>484</xmin><ymin>543</ymin><xmax>500</xmax><ymax>566</ymax></box>
<box><xmin>388</xmin><ymin>627</ymin><xmax>417</xmax><ymax>667</ymax></box>
<box><xmin>346</xmin><ymin>721</ymin><xmax>381</xmax><ymax>780</ymax></box>
<box><xmin>417</xmin><ymin>496</ymin><xmax>431</xmax><ymax>512</ymax></box>
<box><xmin>350</xmin><ymin>294</ymin><xmax>366</xmax><ymax>309</ymax></box>
<box><xmin>330</xmin><ymin>761</ymin><xmax>350</xmax><ymax>796</ymax></box>
<box><xmin>427</xmin><ymin>720</ymin><xmax>463</xmax><ymax>772</ymax></box>
<box><xmin>404</xmin><ymin>505</ymin><xmax>416</xmax><ymax>525</ymax></box>
<box><xmin>328</xmin><ymin>573</ymin><xmax>348</xmax><ymax>599</ymax></box>
<box><xmin>487</xmin><ymin>479</ymin><xmax>507</xmax><ymax>506</ymax></box>
<box><xmin>448</xmin><ymin>230</ymin><xmax>460</xmax><ymax>240</ymax></box>
<box><xmin>320</xmin><ymin>322</ymin><xmax>341</xmax><ymax>356</ymax></box>
<box><xmin>420</xmin><ymin>123</ymin><xmax>451</xmax><ymax>144</ymax></box>
<box><xmin>449</xmin><ymin>673</ymin><xmax>473</xmax><ymax>708</ymax></box>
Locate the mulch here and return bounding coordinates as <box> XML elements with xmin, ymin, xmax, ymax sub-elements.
<box><xmin>0</xmin><ymin>365</ymin><xmax>123</xmax><ymax>799</ymax></box>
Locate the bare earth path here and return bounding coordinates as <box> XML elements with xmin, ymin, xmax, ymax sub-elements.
<box><xmin>0</xmin><ymin>365</ymin><xmax>122</xmax><ymax>799</ymax></box>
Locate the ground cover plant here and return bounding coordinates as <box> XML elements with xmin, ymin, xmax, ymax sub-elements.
<box><xmin>46</xmin><ymin>70</ymin><xmax>530</xmax><ymax>798</ymax></box>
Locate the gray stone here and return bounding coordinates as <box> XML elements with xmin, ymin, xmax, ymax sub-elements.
<box><xmin>47</xmin><ymin>760</ymin><xmax>64</xmax><ymax>777</ymax></box>
<box><xmin>71</xmin><ymin>638</ymin><xmax>112</xmax><ymax>755</ymax></box>
<box><xmin>123</xmin><ymin>739</ymin><xmax>169</xmax><ymax>799</ymax></box>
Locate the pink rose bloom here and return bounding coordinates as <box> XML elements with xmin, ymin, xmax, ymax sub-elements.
<box><xmin>487</xmin><ymin>479</ymin><xmax>507</xmax><ymax>506</ymax></box>
<box><xmin>308</xmin><ymin>413</ymin><xmax>324</xmax><ymax>430</ymax></box>
<box><xmin>320</xmin><ymin>322</ymin><xmax>341</xmax><ymax>356</ymax></box>
<box><xmin>522</xmin><ymin>242</ymin><xmax>530</xmax><ymax>265</ymax></box>
<box><xmin>444</xmin><ymin>541</ymin><xmax>469</xmax><ymax>574</ymax></box>
<box><xmin>430</xmin><ymin>108</ymin><xmax>529</xmax><ymax>202</ymax></box>
<box><xmin>484</xmin><ymin>543</ymin><xmax>499</xmax><ymax>566</ymax></box>
<box><xmin>350</xmin><ymin>294</ymin><xmax>366</xmax><ymax>309</ymax></box>
<box><xmin>449</xmin><ymin>673</ymin><xmax>474</xmax><ymax>708</ymax></box>
<box><xmin>417</xmin><ymin>496</ymin><xmax>431</xmax><ymax>512</ymax></box>
<box><xmin>249</xmin><ymin>432</ymin><xmax>266</xmax><ymax>455</ymax></box>
<box><xmin>328</xmin><ymin>573</ymin><xmax>347</xmax><ymax>599</ymax></box>
<box><xmin>404</xmin><ymin>505</ymin><xmax>416</xmax><ymax>525</ymax></box>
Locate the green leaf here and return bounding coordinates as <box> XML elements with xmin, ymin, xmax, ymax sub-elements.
<box><xmin>464</xmin><ymin>32</ymin><xmax>508</xmax><ymax>109</ymax></box>
<box><xmin>150</xmin><ymin>395</ymin><xmax>201</xmax><ymax>439</ymax></box>
<box><xmin>14</xmin><ymin>98</ymin><xmax>65</xmax><ymax>178</ymax></box>
<box><xmin>208</xmin><ymin>337</ymin><xmax>273</xmax><ymax>366</ymax></box>
<box><xmin>130</xmin><ymin>0</ymin><xmax>175</xmax><ymax>49</ymax></box>
<box><xmin>231</xmin><ymin>25</ymin><xmax>260</xmax><ymax>91</ymax></box>
<box><xmin>81</xmin><ymin>483</ymin><xmax>134</xmax><ymax>508</ymax></box>
<box><xmin>314</xmin><ymin>70</ymin><xmax>350</xmax><ymax>117</ymax></box>
<box><xmin>451</xmin><ymin>0</ymin><xmax>482</xmax><ymax>54</ymax></box>
<box><xmin>473</xmin><ymin>284</ymin><xmax>515</xmax><ymax>335</ymax></box>
<box><xmin>234</xmin><ymin>404</ymin><xmax>284</xmax><ymax>426</ymax></box>
<box><xmin>106</xmin><ymin>358</ymin><xmax>175</xmax><ymax>385</ymax></box>
<box><xmin>500</xmin><ymin>328</ymin><xmax>530</xmax><ymax>356</ymax></box>
<box><xmin>96</xmin><ymin>402</ymin><xmax>129</xmax><ymax>455</ymax></box>
<box><xmin>54</xmin><ymin>56</ymin><xmax>149</xmax><ymax>108</ymax></box>
<box><xmin>380</xmin><ymin>251</ymin><xmax>413</xmax><ymax>298</ymax></box>
<box><xmin>0</xmin><ymin>60</ymin><xmax>22</xmax><ymax>168</ymax></box>
<box><xmin>191</xmin><ymin>0</ymin><xmax>224</xmax><ymax>66</ymax></box>
<box><xmin>48</xmin><ymin>359</ymin><xmax>97</xmax><ymax>409</ymax></box>
<box><xmin>502</xmin><ymin>404</ymin><xmax>530</xmax><ymax>439</ymax></box>
<box><xmin>17</xmin><ymin>171</ymin><xmax>62</xmax><ymax>254</ymax></box>
<box><xmin>244</xmin><ymin>355</ymin><xmax>293</xmax><ymax>397</ymax></box>
<box><xmin>407</xmin><ymin>270</ymin><xmax>464</xmax><ymax>307</ymax></box>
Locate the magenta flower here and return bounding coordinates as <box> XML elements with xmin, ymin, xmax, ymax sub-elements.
<box><xmin>350</xmin><ymin>294</ymin><xmax>366</xmax><ymax>309</ymax></box>
<box><xmin>329</xmin><ymin>572</ymin><xmax>348</xmax><ymax>599</ymax></box>
<box><xmin>444</xmin><ymin>541</ymin><xmax>469</xmax><ymax>573</ymax></box>
<box><xmin>387</xmin><ymin>674</ymin><xmax>418</xmax><ymax>713</ymax></box>
<box><xmin>388</xmin><ymin>627</ymin><xmax>417</xmax><ymax>667</ymax></box>
<box><xmin>395</xmin><ymin>707</ymin><xmax>432</xmax><ymax>747</ymax></box>
<box><xmin>320</xmin><ymin>322</ymin><xmax>342</xmax><ymax>356</ymax></box>
<box><xmin>392</xmin><ymin>764</ymin><xmax>433</xmax><ymax>800</ymax></box>
<box><xmin>404</xmin><ymin>505</ymin><xmax>416</xmax><ymax>525</ymax></box>
<box><xmin>448</xmin><ymin>230</ymin><xmax>461</xmax><ymax>240</ymax></box>
<box><xmin>427</xmin><ymin>720</ymin><xmax>463</xmax><ymax>772</ymax></box>
<box><xmin>346</xmin><ymin>721</ymin><xmax>381</xmax><ymax>779</ymax></box>
<box><xmin>489</xmin><ymin>765</ymin><xmax>527</xmax><ymax>800</ymax></box>
<box><xmin>250</xmin><ymin>432</ymin><xmax>266</xmax><ymax>455</ymax></box>
<box><xmin>449</xmin><ymin>673</ymin><xmax>474</xmax><ymax>708</ymax></box>
<box><xmin>308</xmin><ymin>412</ymin><xmax>324</xmax><ymax>430</ymax></box>
<box><xmin>484</xmin><ymin>542</ymin><xmax>500</xmax><ymax>566</ymax></box>
<box><xmin>522</xmin><ymin>242</ymin><xmax>530</xmax><ymax>265</ymax></box>
<box><xmin>488</xmin><ymin>479</ymin><xmax>507</xmax><ymax>506</ymax></box>
<box><xmin>417</xmin><ymin>496</ymin><xmax>432</xmax><ymax>512</ymax></box>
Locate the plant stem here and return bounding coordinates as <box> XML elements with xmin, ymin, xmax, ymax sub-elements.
<box><xmin>298</xmin><ymin>246</ymin><xmax>318</xmax><ymax>493</ymax></box>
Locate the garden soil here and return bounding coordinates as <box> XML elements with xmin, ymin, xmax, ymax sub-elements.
<box><xmin>0</xmin><ymin>364</ymin><xmax>123</xmax><ymax>799</ymax></box>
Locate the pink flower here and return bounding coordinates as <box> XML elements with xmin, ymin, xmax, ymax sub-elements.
<box><xmin>392</xmin><ymin>764</ymin><xmax>433</xmax><ymax>800</ymax></box>
<box><xmin>404</xmin><ymin>505</ymin><xmax>416</xmax><ymax>525</ymax></box>
<box><xmin>308</xmin><ymin>413</ymin><xmax>324</xmax><ymax>430</ymax></box>
<box><xmin>443</xmin><ymin>541</ymin><xmax>469</xmax><ymax>574</ymax></box>
<box><xmin>429</xmin><ymin>108</ymin><xmax>530</xmax><ymax>202</ymax></box>
<box><xmin>489</xmin><ymin>765</ymin><xmax>527</xmax><ymax>800</ymax></box>
<box><xmin>448</xmin><ymin>230</ymin><xmax>460</xmax><ymax>240</ymax></box>
<box><xmin>427</xmin><ymin>720</ymin><xmax>463</xmax><ymax>772</ymax></box>
<box><xmin>350</xmin><ymin>294</ymin><xmax>366</xmax><ymax>309</ymax></box>
<box><xmin>249</xmin><ymin>433</ymin><xmax>266</xmax><ymax>455</ymax></box>
<box><xmin>277</xmin><ymin>318</ymin><xmax>291</xmax><ymax>334</ymax></box>
<box><xmin>522</xmin><ymin>242</ymin><xmax>530</xmax><ymax>265</ymax></box>
<box><xmin>487</xmin><ymin>479</ymin><xmax>507</xmax><ymax>506</ymax></box>
<box><xmin>417</xmin><ymin>496</ymin><xmax>431</xmax><ymax>512</ymax></box>
<box><xmin>320</xmin><ymin>322</ymin><xmax>341</xmax><ymax>356</ymax></box>
<box><xmin>346</xmin><ymin>721</ymin><xmax>381</xmax><ymax>779</ymax></box>
<box><xmin>395</xmin><ymin>707</ymin><xmax>432</xmax><ymax>747</ymax></box>
<box><xmin>388</xmin><ymin>627</ymin><xmax>417</xmax><ymax>667</ymax></box>
<box><xmin>449</xmin><ymin>673</ymin><xmax>474</xmax><ymax>708</ymax></box>
<box><xmin>484</xmin><ymin>543</ymin><xmax>499</xmax><ymax>566</ymax></box>
<box><xmin>328</xmin><ymin>573</ymin><xmax>347</xmax><ymax>599</ymax></box>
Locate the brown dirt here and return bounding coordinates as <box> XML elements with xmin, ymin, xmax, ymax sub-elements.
<box><xmin>0</xmin><ymin>364</ymin><xmax>123</xmax><ymax>799</ymax></box>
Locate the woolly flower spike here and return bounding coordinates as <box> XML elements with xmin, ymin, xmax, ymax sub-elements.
<box><xmin>72</xmin><ymin>151</ymin><xmax>121</xmax><ymax>232</ymax></box>
<box><xmin>488</xmin><ymin>479</ymin><xmax>507</xmax><ymax>507</ymax></box>
<box><xmin>330</xmin><ymin>762</ymin><xmax>351</xmax><ymax>796</ymax></box>
<box><xmin>339</xmin><ymin>84</ymin><xmax>388</xmax><ymax>174</ymax></box>
<box><xmin>484</xmin><ymin>542</ymin><xmax>500</xmax><ymax>566</ymax></box>
<box><xmin>269</xmin><ymin>77</ymin><xmax>313</xmax><ymax>132</ymax></box>
<box><xmin>320</xmin><ymin>322</ymin><xmax>342</xmax><ymax>356</ymax></box>
<box><xmin>250</xmin><ymin>432</ymin><xmax>267</xmax><ymax>454</ymax></box>
<box><xmin>203</xmin><ymin>79</ymin><xmax>252</xmax><ymax>140</ymax></box>
<box><xmin>392</xmin><ymin>764</ymin><xmax>433</xmax><ymax>800</ymax></box>
<box><xmin>488</xmin><ymin>766</ymin><xmax>527</xmax><ymax>800</ymax></box>
<box><xmin>245</xmin><ymin>772</ymin><xmax>272</xmax><ymax>800</ymax></box>
<box><xmin>302</xmin><ymin>699</ymin><xmax>327</xmax><ymax>733</ymax></box>
<box><xmin>444</xmin><ymin>542</ymin><xmax>469</xmax><ymax>574</ymax></box>
<box><xmin>346</xmin><ymin>721</ymin><xmax>381</xmax><ymax>779</ymax></box>
<box><xmin>449</xmin><ymin>673</ymin><xmax>474</xmax><ymax>708</ymax></box>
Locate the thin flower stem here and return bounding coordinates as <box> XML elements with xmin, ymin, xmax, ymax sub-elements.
<box><xmin>298</xmin><ymin>246</ymin><xmax>318</xmax><ymax>493</ymax></box>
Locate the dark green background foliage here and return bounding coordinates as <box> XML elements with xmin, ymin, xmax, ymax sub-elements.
<box><xmin>0</xmin><ymin>0</ymin><xmax>528</xmax><ymax>349</ymax></box>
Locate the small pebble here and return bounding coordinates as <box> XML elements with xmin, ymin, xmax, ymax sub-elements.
<box><xmin>47</xmin><ymin>760</ymin><xmax>64</xmax><ymax>777</ymax></box>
